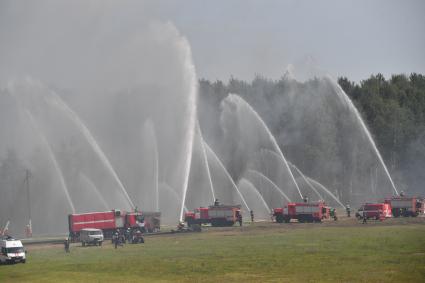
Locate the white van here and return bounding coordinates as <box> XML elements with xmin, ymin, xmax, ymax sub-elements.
<box><xmin>0</xmin><ymin>237</ymin><xmax>26</xmax><ymax>264</ymax></box>
<box><xmin>80</xmin><ymin>228</ymin><xmax>104</xmax><ymax>246</ymax></box>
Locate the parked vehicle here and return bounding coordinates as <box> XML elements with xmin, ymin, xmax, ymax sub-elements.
<box><xmin>184</xmin><ymin>204</ymin><xmax>242</xmax><ymax>227</ymax></box>
<box><xmin>80</xmin><ymin>228</ymin><xmax>104</xmax><ymax>246</ymax></box>
<box><xmin>384</xmin><ymin>196</ymin><xmax>423</xmax><ymax>217</ymax></box>
<box><xmin>355</xmin><ymin>203</ymin><xmax>392</xmax><ymax>221</ymax></box>
<box><xmin>273</xmin><ymin>201</ymin><xmax>333</xmax><ymax>223</ymax></box>
<box><xmin>68</xmin><ymin>209</ymin><xmax>151</xmax><ymax>241</ymax></box>
<box><xmin>0</xmin><ymin>236</ymin><xmax>26</xmax><ymax>264</ymax></box>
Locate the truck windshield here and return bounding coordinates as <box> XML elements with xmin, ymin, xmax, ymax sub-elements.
<box><xmin>7</xmin><ymin>247</ymin><xmax>24</xmax><ymax>253</ymax></box>
<box><xmin>89</xmin><ymin>231</ymin><xmax>102</xmax><ymax>235</ymax></box>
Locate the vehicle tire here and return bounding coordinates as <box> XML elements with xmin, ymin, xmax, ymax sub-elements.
<box><xmin>22</xmin><ymin>260</ymin><xmax>26</xmax><ymax>264</ymax></box>
<box><xmin>276</xmin><ymin>214</ymin><xmax>284</xmax><ymax>223</ymax></box>
<box><xmin>82</xmin><ymin>242</ymin><xmax>86</xmax><ymax>247</ymax></box>
<box><xmin>191</xmin><ymin>224</ymin><xmax>201</xmax><ymax>232</ymax></box>
<box><xmin>99</xmin><ymin>242</ymin><xmax>102</xmax><ymax>246</ymax></box>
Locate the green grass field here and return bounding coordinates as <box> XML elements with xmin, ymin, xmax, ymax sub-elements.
<box><xmin>1</xmin><ymin>219</ymin><xmax>424</xmax><ymax>282</ymax></box>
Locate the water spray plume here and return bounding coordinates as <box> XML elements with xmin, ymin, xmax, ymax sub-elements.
<box><xmin>261</xmin><ymin>148</ymin><xmax>343</xmax><ymax>207</ymax></box>
<box><xmin>179</xmin><ymin>38</ymin><xmax>198</xmax><ymax>222</ymax></box>
<box><xmin>203</xmin><ymin>141</ymin><xmax>250</xmax><ymax>212</ymax></box>
<box><xmin>246</xmin><ymin>169</ymin><xmax>291</xmax><ymax>202</ymax></box>
<box><xmin>44</xmin><ymin>90</ymin><xmax>135</xmax><ymax>209</ymax></box>
<box><xmin>327</xmin><ymin>76</ymin><xmax>399</xmax><ymax>196</ymax></box>
<box><xmin>79</xmin><ymin>173</ymin><xmax>109</xmax><ymax>210</ymax></box>
<box><xmin>238</xmin><ymin>178</ymin><xmax>271</xmax><ymax>214</ymax></box>
<box><xmin>287</xmin><ymin>162</ymin><xmax>323</xmax><ymax>200</ymax></box>
<box><xmin>160</xmin><ymin>183</ymin><xmax>188</xmax><ymax>213</ymax></box>
<box><xmin>306</xmin><ymin>177</ymin><xmax>346</xmax><ymax>209</ymax></box>
<box><xmin>197</xmin><ymin>122</ymin><xmax>216</xmax><ymax>201</ymax></box>
<box><xmin>24</xmin><ymin>109</ymin><xmax>76</xmax><ymax>213</ymax></box>
<box><xmin>143</xmin><ymin>119</ymin><xmax>159</xmax><ymax>211</ymax></box>
<box><xmin>226</xmin><ymin>94</ymin><xmax>303</xmax><ymax>199</ymax></box>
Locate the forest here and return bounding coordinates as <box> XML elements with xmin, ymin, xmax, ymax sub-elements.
<box><xmin>198</xmin><ymin>73</ymin><xmax>425</xmax><ymax>197</ymax></box>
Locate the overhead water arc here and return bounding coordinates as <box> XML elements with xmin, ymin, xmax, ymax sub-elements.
<box><xmin>306</xmin><ymin>177</ymin><xmax>346</xmax><ymax>209</ymax></box>
<box><xmin>79</xmin><ymin>173</ymin><xmax>109</xmax><ymax>210</ymax></box>
<box><xmin>197</xmin><ymin>122</ymin><xmax>216</xmax><ymax>201</ymax></box>
<box><xmin>203</xmin><ymin>141</ymin><xmax>250</xmax><ymax>212</ymax></box>
<box><xmin>224</xmin><ymin>94</ymin><xmax>303</xmax><ymax>199</ymax></box>
<box><xmin>43</xmin><ymin>89</ymin><xmax>135</xmax><ymax>210</ymax></box>
<box><xmin>245</xmin><ymin>169</ymin><xmax>291</xmax><ymax>202</ymax></box>
<box><xmin>24</xmin><ymin>109</ymin><xmax>76</xmax><ymax>213</ymax></box>
<box><xmin>326</xmin><ymin>76</ymin><xmax>398</xmax><ymax>196</ymax></box>
<box><xmin>238</xmin><ymin>178</ymin><xmax>271</xmax><ymax>215</ymax></box>
<box><xmin>178</xmin><ymin>35</ymin><xmax>198</xmax><ymax>222</ymax></box>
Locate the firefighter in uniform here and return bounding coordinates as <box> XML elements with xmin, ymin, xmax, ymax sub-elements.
<box><xmin>64</xmin><ymin>238</ymin><xmax>70</xmax><ymax>253</ymax></box>
<box><xmin>346</xmin><ymin>204</ymin><xmax>351</xmax><ymax>217</ymax></box>
<box><xmin>113</xmin><ymin>231</ymin><xmax>119</xmax><ymax>249</ymax></box>
<box><xmin>236</xmin><ymin>211</ymin><xmax>243</xmax><ymax>226</ymax></box>
<box><xmin>362</xmin><ymin>210</ymin><xmax>367</xmax><ymax>224</ymax></box>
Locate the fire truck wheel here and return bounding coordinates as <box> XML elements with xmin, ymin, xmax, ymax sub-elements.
<box><xmin>276</xmin><ymin>215</ymin><xmax>284</xmax><ymax>223</ymax></box>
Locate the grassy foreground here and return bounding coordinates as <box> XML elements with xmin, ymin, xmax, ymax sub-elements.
<box><xmin>1</xmin><ymin>221</ymin><xmax>424</xmax><ymax>282</ymax></box>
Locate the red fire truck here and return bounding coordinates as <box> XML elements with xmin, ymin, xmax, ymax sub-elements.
<box><xmin>273</xmin><ymin>201</ymin><xmax>333</xmax><ymax>223</ymax></box>
<box><xmin>384</xmin><ymin>196</ymin><xmax>424</xmax><ymax>217</ymax></box>
<box><xmin>355</xmin><ymin>203</ymin><xmax>392</xmax><ymax>221</ymax></box>
<box><xmin>184</xmin><ymin>205</ymin><xmax>242</xmax><ymax>227</ymax></box>
<box><xmin>68</xmin><ymin>209</ymin><xmax>151</xmax><ymax>240</ymax></box>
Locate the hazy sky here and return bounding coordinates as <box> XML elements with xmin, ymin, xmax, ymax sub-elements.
<box><xmin>1</xmin><ymin>0</ymin><xmax>424</xmax><ymax>83</ymax></box>
<box><xmin>149</xmin><ymin>0</ymin><xmax>425</xmax><ymax>82</ymax></box>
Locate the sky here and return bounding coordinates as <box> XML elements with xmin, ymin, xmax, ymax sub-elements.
<box><xmin>1</xmin><ymin>0</ymin><xmax>424</xmax><ymax>83</ymax></box>
<box><xmin>148</xmin><ymin>0</ymin><xmax>425</xmax><ymax>82</ymax></box>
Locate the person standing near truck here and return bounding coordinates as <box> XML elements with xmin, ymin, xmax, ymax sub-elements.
<box><xmin>346</xmin><ymin>204</ymin><xmax>351</xmax><ymax>217</ymax></box>
<box><xmin>362</xmin><ymin>210</ymin><xmax>367</xmax><ymax>224</ymax></box>
<box><xmin>64</xmin><ymin>238</ymin><xmax>70</xmax><ymax>253</ymax></box>
<box><xmin>236</xmin><ymin>211</ymin><xmax>243</xmax><ymax>226</ymax></box>
<box><xmin>250</xmin><ymin>210</ymin><xmax>254</xmax><ymax>222</ymax></box>
<box><xmin>113</xmin><ymin>232</ymin><xmax>119</xmax><ymax>249</ymax></box>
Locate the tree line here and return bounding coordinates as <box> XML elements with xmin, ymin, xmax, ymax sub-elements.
<box><xmin>198</xmin><ymin>73</ymin><xmax>425</xmax><ymax>196</ymax></box>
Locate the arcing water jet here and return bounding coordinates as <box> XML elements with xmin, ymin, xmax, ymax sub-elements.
<box><xmin>24</xmin><ymin>109</ymin><xmax>76</xmax><ymax>213</ymax></box>
<box><xmin>327</xmin><ymin>77</ymin><xmax>399</xmax><ymax>196</ymax></box>
<box><xmin>223</xmin><ymin>94</ymin><xmax>303</xmax><ymax>199</ymax></box>
<box><xmin>246</xmin><ymin>169</ymin><xmax>291</xmax><ymax>202</ymax></box>
<box><xmin>43</xmin><ymin>90</ymin><xmax>135</xmax><ymax>210</ymax></box>
<box><xmin>203</xmin><ymin>141</ymin><xmax>250</xmax><ymax>212</ymax></box>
